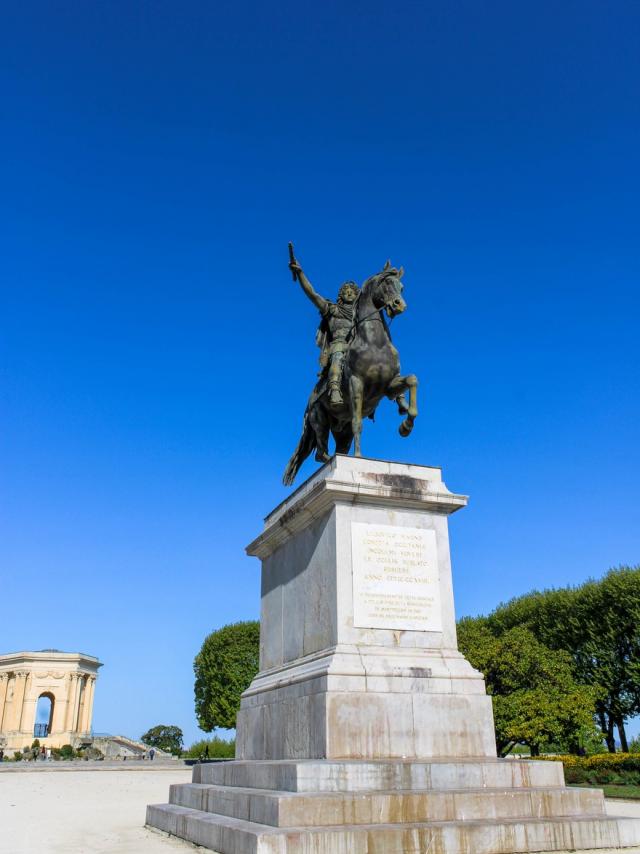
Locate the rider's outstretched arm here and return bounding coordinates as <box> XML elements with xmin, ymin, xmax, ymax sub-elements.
<box><xmin>291</xmin><ymin>262</ymin><xmax>329</xmax><ymax>314</ymax></box>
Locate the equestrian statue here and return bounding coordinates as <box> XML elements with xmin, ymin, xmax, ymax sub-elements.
<box><xmin>283</xmin><ymin>244</ymin><xmax>419</xmax><ymax>486</ymax></box>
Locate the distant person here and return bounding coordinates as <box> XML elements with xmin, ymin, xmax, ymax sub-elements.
<box><xmin>204</xmin><ymin>744</ymin><xmax>210</xmax><ymax>760</ymax></box>
<box><xmin>0</xmin><ymin>748</ymin><xmax>4</xmax><ymax>762</ymax></box>
<box><xmin>149</xmin><ymin>748</ymin><xmax>155</xmax><ymax>761</ymax></box>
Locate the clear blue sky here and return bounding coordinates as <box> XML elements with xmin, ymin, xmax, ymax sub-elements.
<box><xmin>1</xmin><ymin>2</ymin><xmax>639</xmax><ymax>746</ymax></box>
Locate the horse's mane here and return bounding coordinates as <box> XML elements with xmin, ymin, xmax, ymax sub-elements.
<box><xmin>361</xmin><ymin>266</ymin><xmax>400</xmax><ymax>297</ymax></box>
<box><xmin>356</xmin><ymin>268</ymin><xmax>396</xmax><ymax>341</ymax></box>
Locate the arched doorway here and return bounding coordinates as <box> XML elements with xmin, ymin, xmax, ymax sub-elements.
<box><xmin>34</xmin><ymin>693</ymin><xmax>55</xmax><ymax>738</ymax></box>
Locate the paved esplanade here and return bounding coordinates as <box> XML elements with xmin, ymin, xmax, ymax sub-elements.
<box><xmin>0</xmin><ymin>766</ymin><xmax>192</xmax><ymax>853</ymax></box>
<box><xmin>147</xmin><ymin>456</ymin><xmax>640</xmax><ymax>852</ymax></box>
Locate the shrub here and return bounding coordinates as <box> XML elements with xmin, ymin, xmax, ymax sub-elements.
<box><xmin>77</xmin><ymin>746</ymin><xmax>103</xmax><ymax>761</ymax></box>
<box><xmin>185</xmin><ymin>737</ymin><xmax>235</xmax><ymax>759</ymax></box>
<box><xmin>14</xmin><ymin>752</ymin><xmax>22</xmax><ymax>761</ymax></box>
<box><xmin>531</xmin><ymin>753</ymin><xmax>640</xmax><ymax>786</ymax></box>
<box><xmin>59</xmin><ymin>744</ymin><xmax>75</xmax><ymax>760</ymax></box>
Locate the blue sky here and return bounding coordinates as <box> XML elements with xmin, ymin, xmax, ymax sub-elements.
<box><xmin>1</xmin><ymin>2</ymin><xmax>639</xmax><ymax>746</ymax></box>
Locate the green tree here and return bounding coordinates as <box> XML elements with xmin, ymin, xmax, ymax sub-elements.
<box><xmin>194</xmin><ymin>620</ymin><xmax>260</xmax><ymax>731</ymax></box>
<box><xmin>458</xmin><ymin>621</ymin><xmax>598</xmax><ymax>756</ymax></box>
<box><xmin>141</xmin><ymin>724</ymin><xmax>184</xmax><ymax>755</ymax></box>
<box><xmin>486</xmin><ymin>566</ymin><xmax>640</xmax><ymax>752</ymax></box>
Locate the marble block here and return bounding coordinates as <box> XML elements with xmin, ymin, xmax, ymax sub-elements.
<box><xmin>237</xmin><ymin>455</ymin><xmax>496</xmax><ymax>760</ymax></box>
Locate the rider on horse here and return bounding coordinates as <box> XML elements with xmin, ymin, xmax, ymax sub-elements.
<box><xmin>289</xmin><ymin>254</ymin><xmax>359</xmax><ymax>407</ymax></box>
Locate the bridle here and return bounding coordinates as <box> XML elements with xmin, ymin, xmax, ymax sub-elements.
<box><xmin>353</xmin><ymin>274</ymin><xmax>400</xmax><ymax>331</ymax></box>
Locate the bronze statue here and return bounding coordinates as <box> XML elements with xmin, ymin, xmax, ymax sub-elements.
<box><xmin>284</xmin><ymin>244</ymin><xmax>419</xmax><ymax>486</ymax></box>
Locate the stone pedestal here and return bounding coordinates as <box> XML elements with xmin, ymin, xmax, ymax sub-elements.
<box><xmin>236</xmin><ymin>456</ymin><xmax>495</xmax><ymax>762</ymax></box>
<box><xmin>147</xmin><ymin>456</ymin><xmax>640</xmax><ymax>853</ymax></box>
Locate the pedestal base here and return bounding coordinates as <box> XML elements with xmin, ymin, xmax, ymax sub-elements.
<box><xmin>236</xmin><ymin>644</ymin><xmax>496</xmax><ymax>760</ymax></box>
<box><xmin>147</xmin><ymin>758</ymin><xmax>640</xmax><ymax>853</ymax></box>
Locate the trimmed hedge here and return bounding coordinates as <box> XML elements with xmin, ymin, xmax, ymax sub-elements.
<box><xmin>531</xmin><ymin>753</ymin><xmax>640</xmax><ymax>786</ymax></box>
<box><xmin>184</xmin><ymin>737</ymin><xmax>236</xmax><ymax>759</ymax></box>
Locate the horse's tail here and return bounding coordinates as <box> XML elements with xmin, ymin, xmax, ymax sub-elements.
<box><xmin>282</xmin><ymin>412</ymin><xmax>316</xmax><ymax>486</ymax></box>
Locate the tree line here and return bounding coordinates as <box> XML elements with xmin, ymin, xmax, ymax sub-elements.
<box><xmin>459</xmin><ymin>565</ymin><xmax>640</xmax><ymax>755</ymax></box>
<box><xmin>193</xmin><ymin>566</ymin><xmax>640</xmax><ymax>757</ymax></box>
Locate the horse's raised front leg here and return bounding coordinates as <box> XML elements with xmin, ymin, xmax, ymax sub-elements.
<box><xmin>387</xmin><ymin>374</ymin><xmax>419</xmax><ymax>437</ymax></box>
<box><xmin>349</xmin><ymin>374</ymin><xmax>364</xmax><ymax>456</ymax></box>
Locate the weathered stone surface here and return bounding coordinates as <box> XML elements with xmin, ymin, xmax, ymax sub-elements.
<box><xmin>238</xmin><ymin>456</ymin><xmax>495</xmax><ymax>762</ymax></box>
<box><xmin>192</xmin><ymin>758</ymin><xmax>566</xmax><ymax>792</ymax></box>
<box><xmin>168</xmin><ymin>781</ymin><xmax>605</xmax><ymax>826</ymax></box>
<box><xmin>147</xmin><ymin>801</ymin><xmax>640</xmax><ymax>854</ymax></box>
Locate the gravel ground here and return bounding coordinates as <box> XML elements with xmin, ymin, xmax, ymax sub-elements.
<box><xmin>0</xmin><ymin>767</ymin><xmax>195</xmax><ymax>853</ymax></box>
<box><xmin>2</xmin><ymin>767</ymin><xmax>640</xmax><ymax>853</ymax></box>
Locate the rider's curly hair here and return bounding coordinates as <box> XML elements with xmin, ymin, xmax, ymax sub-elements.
<box><xmin>338</xmin><ymin>281</ymin><xmax>359</xmax><ymax>300</ymax></box>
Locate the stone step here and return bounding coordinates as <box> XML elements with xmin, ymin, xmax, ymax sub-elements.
<box><xmin>169</xmin><ymin>782</ymin><xmax>605</xmax><ymax>827</ymax></box>
<box><xmin>146</xmin><ymin>803</ymin><xmax>640</xmax><ymax>854</ymax></box>
<box><xmin>193</xmin><ymin>758</ymin><xmax>565</xmax><ymax>792</ymax></box>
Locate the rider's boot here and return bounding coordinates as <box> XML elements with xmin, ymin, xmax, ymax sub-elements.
<box><xmin>328</xmin><ymin>354</ymin><xmax>344</xmax><ymax>405</ymax></box>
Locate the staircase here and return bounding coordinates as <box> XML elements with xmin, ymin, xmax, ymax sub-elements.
<box><xmin>146</xmin><ymin>758</ymin><xmax>640</xmax><ymax>853</ymax></box>
<box><xmin>92</xmin><ymin>734</ymin><xmax>174</xmax><ymax>759</ymax></box>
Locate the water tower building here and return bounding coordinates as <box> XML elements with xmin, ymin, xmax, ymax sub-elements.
<box><xmin>0</xmin><ymin>650</ymin><xmax>102</xmax><ymax>751</ymax></box>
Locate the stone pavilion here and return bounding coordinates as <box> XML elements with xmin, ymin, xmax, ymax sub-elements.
<box><xmin>0</xmin><ymin>649</ymin><xmax>102</xmax><ymax>751</ymax></box>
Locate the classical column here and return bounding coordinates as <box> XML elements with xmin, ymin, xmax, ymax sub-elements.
<box><xmin>12</xmin><ymin>672</ymin><xmax>29</xmax><ymax>732</ymax></box>
<box><xmin>63</xmin><ymin>673</ymin><xmax>76</xmax><ymax>732</ymax></box>
<box><xmin>69</xmin><ymin>673</ymin><xmax>83</xmax><ymax>733</ymax></box>
<box><xmin>19</xmin><ymin>673</ymin><xmax>38</xmax><ymax>737</ymax></box>
<box><xmin>75</xmin><ymin>675</ymin><xmax>88</xmax><ymax>733</ymax></box>
<box><xmin>50</xmin><ymin>678</ymin><xmax>67</xmax><ymax>734</ymax></box>
<box><xmin>78</xmin><ymin>677</ymin><xmax>87</xmax><ymax>733</ymax></box>
<box><xmin>81</xmin><ymin>676</ymin><xmax>96</xmax><ymax>733</ymax></box>
<box><xmin>0</xmin><ymin>674</ymin><xmax>9</xmax><ymax>731</ymax></box>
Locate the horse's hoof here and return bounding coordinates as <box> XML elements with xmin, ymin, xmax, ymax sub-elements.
<box><xmin>399</xmin><ymin>420</ymin><xmax>413</xmax><ymax>437</ymax></box>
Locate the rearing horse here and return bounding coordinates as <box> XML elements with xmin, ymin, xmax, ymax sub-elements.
<box><xmin>283</xmin><ymin>262</ymin><xmax>418</xmax><ymax>485</ymax></box>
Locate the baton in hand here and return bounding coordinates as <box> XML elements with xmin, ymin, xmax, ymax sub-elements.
<box><xmin>288</xmin><ymin>242</ymin><xmax>298</xmax><ymax>281</ymax></box>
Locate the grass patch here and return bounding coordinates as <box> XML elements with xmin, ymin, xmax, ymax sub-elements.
<box><xmin>569</xmin><ymin>783</ymin><xmax>640</xmax><ymax>800</ymax></box>
<box><xmin>602</xmin><ymin>785</ymin><xmax>640</xmax><ymax>800</ymax></box>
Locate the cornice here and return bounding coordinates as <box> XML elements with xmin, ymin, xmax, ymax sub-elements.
<box><xmin>0</xmin><ymin>651</ymin><xmax>103</xmax><ymax>669</ymax></box>
<box><xmin>247</xmin><ymin>456</ymin><xmax>468</xmax><ymax>560</ymax></box>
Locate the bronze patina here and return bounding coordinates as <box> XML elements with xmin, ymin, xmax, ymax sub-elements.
<box><xmin>284</xmin><ymin>244</ymin><xmax>418</xmax><ymax>486</ymax></box>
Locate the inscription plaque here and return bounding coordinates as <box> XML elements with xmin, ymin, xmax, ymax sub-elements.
<box><xmin>351</xmin><ymin>522</ymin><xmax>442</xmax><ymax>631</ymax></box>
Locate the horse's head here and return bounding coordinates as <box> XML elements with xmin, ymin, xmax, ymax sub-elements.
<box><xmin>366</xmin><ymin>259</ymin><xmax>407</xmax><ymax>318</ymax></box>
